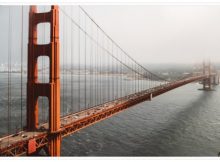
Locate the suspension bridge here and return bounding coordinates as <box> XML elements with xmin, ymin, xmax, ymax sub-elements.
<box><xmin>0</xmin><ymin>5</ymin><xmax>219</xmax><ymax>156</ymax></box>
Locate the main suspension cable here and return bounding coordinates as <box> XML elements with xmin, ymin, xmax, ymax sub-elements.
<box><xmin>78</xmin><ymin>6</ymin><xmax>168</xmax><ymax>83</ymax></box>
<box><xmin>59</xmin><ymin>7</ymin><xmax>160</xmax><ymax>83</ymax></box>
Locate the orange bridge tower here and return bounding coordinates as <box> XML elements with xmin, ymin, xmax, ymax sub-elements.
<box><xmin>27</xmin><ymin>5</ymin><xmax>61</xmax><ymax>156</ymax></box>
<box><xmin>202</xmin><ymin>61</ymin><xmax>212</xmax><ymax>90</ymax></box>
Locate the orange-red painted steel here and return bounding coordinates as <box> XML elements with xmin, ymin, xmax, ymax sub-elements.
<box><xmin>28</xmin><ymin>139</ymin><xmax>36</xmax><ymax>155</ymax></box>
<box><xmin>27</xmin><ymin>5</ymin><xmax>61</xmax><ymax>156</ymax></box>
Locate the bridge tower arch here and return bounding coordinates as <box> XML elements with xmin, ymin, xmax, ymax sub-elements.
<box><xmin>27</xmin><ymin>5</ymin><xmax>61</xmax><ymax>156</ymax></box>
<box><xmin>202</xmin><ymin>61</ymin><xmax>212</xmax><ymax>90</ymax></box>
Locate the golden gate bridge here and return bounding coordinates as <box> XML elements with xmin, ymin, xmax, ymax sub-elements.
<box><xmin>0</xmin><ymin>5</ymin><xmax>218</xmax><ymax>156</ymax></box>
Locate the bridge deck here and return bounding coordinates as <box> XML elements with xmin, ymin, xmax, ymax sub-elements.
<box><xmin>0</xmin><ymin>75</ymin><xmax>209</xmax><ymax>156</ymax></box>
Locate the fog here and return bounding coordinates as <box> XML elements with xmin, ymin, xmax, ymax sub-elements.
<box><xmin>1</xmin><ymin>5</ymin><xmax>220</xmax><ymax>65</ymax></box>
<box><xmin>83</xmin><ymin>5</ymin><xmax>220</xmax><ymax>64</ymax></box>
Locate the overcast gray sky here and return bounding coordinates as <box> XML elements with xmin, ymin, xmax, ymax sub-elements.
<box><xmin>1</xmin><ymin>5</ymin><xmax>220</xmax><ymax>65</ymax></box>
<box><xmin>83</xmin><ymin>5</ymin><xmax>220</xmax><ymax>64</ymax></box>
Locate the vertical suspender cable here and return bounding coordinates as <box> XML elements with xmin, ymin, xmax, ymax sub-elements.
<box><xmin>98</xmin><ymin>29</ymin><xmax>101</xmax><ymax>104</ymax></box>
<box><xmin>131</xmin><ymin>60</ymin><xmax>132</xmax><ymax>93</ymax></box>
<box><xmin>116</xmin><ymin>48</ymin><xmax>118</xmax><ymax>99</ymax></box>
<box><xmin>151</xmin><ymin>74</ymin><xmax>152</xmax><ymax>88</ymax></box>
<box><xmin>101</xmin><ymin>32</ymin><xmax>104</xmax><ymax>103</ymax></box>
<box><xmin>136</xmin><ymin>62</ymin><xmax>137</xmax><ymax>93</ymax></box>
<box><xmin>132</xmin><ymin>60</ymin><xmax>134</xmax><ymax>94</ymax></box>
<box><xmin>20</xmin><ymin>6</ymin><xmax>23</xmax><ymax>130</ymax></box>
<box><xmin>102</xmin><ymin>34</ymin><xmax>105</xmax><ymax>102</ymax></box>
<box><xmin>100</xmin><ymin>30</ymin><xmax>102</xmax><ymax>103</ymax></box>
<box><xmin>90</xmin><ymin>20</ymin><xmax>93</xmax><ymax>107</ymax></box>
<box><xmin>138</xmin><ymin>66</ymin><xmax>140</xmax><ymax>91</ymax></box>
<box><xmin>141</xmin><ymin>69</ymin><xmax>142</xmax><ymax>91</ymax></box>
<box><xmin>119</xmin><ymin>50</ymin><xmax>121</xmax><ymax>97</ymax></box>
<box><xmin>98</xmin><ymin>29</ymin><xmax>100</xmax><ymax>104</ymax></box>
<box><xmin>107</xmin><ymin>38</ymin><xmax>110</xmax><ymax>102</ymax></box>
<box><xmin>123</xmin><ymin>52</ymin><xmax>124</xmax><ymax>96</ymax></box>
<box><xmin>100</xmin><ymin>31</ymin><xmax>102</xmax><ymax>103</ymax></box>
<box><xmin>118</xmin><ymin>49</ymin><xmax>120</xmax><ymax>98</ymax></box>
<box><xmin>118</xmin><ymin>48</ymin><xmax>120</xmax><ymax>98</ymax></box>
<box><xmin>8</xmin><ymin>7</ymin><xmax>11</xmax><ymax>143</ymax></box>
<box><xmin>112</xmin><ymin>43</ymin><xmax>114</xmax><ymax>101</ymax></box>
<box><xmin>143</xmin><ymin>70</ymin><xmax>144</xmax><ymax>90</ymax></box>
<box><xmin>116</xmin><ymin>48</ymin><xmax>118</xmax><ymax>98</ymax></box>
<box><xmin>121</xmin><ymin>51</ymin><xmax>123</xmax><ymax>97</ymax></box>
<box><xmin>124</xmin><ymin>53</ymin><xmax>126</xmax><ymax>96</ymax></box>
<box><xmin>111</xmin><ymin>41</ymin><xmax>115</xmax><ymax>100</ymax></box>
<box><xmin>124</xmin><ymin>53</ymin><xmax>125</xmax><ymax>96</ymax></box>
<box><xmin>138</xmin><ymin>66</ymin><xmax>139</xmax><ymax>92</ymax></box>
<box><xmin>62</xmin><ymin>10</ymin><xmax>65</xmax><ymax>116</ymax></box>
<box><xmin>71</xmin><ymin>6</ymin><xmax>74</xmax><ymax>112</ymax></box>
<box><xmin>94</xmin><ymin>27</ymin><xmax>96</xmax><ymax>106</ymax></box>
<box><xmin>135</xmin><ymin>63</ymin><xmax>137</xmax><ymax>93</ymax></box>
<box><xmin>120</xmin><ymin>51</ymin><xmax>122</xmax><ymax>97</ymax></box>
<box><xmin>96</xmin><ymin>27</ymin><xmax>98</xmax><ymax>105</ymax></box>
<box><xmin>105</xmin><ymin>35</ymin><xmax>107</xmax><ymax>102</ymax></box>
<box><xmin>98</xmin><ymin>28</ymin><xmax>100</xmax><ymax>104</ymax></box>
<box><xmin>140</xmin><ymin>67</ymin><xmax>142</xmax><ymax>91</ymax></box>
<box><xmin>84</xmin><ymin>13</ymin><xmax>87</xmax><ymax>109</ymax></box>
<box><xmin>78</xmin><ymin>8</ymin><xmax>81</xmax><ymax>111</ymax></box>
<box><xmin>95</xmin><ymin>27</ymin><xmax>97</xmax><ymax>106</ymax></box>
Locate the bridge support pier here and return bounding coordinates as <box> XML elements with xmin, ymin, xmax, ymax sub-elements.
<box><xmin>27</xmin><ymin>6</ymin><xmax>61</xmax><ymax>156</ymax></box>
<box><xmin>203</xmin><ymin>77</ymin><xmax>212</xmax><ymax>90</ymax></box>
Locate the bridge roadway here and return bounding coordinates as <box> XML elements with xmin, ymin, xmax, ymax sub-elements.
<box><xmin>0</xmin><ymin>74</ymin><xmax>210</xmax><ymax>156</ymax></box>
